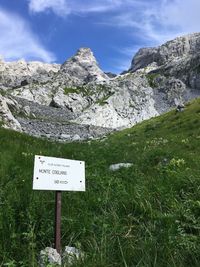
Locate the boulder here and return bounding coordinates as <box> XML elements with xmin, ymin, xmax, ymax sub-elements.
<box><xmin>62</xmin><ymin>246</ymin><xmax>83</xmax><ymax>266</ymax></box>
<box><xmin>109</xmin><ymin>163</ymin><xmax>133</xmax><ymax>171</ymax></box>
<box><xmin>39</xmin><ymin>247</ymin><xmax>61</xmax><ymax>267</ymax></box>
<box><xmin>39</xmin><ymin>246</ymin><xmax>83</xmax><ymax>267</ymax></box>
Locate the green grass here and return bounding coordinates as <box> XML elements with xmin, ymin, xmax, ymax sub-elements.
<box><xmin>63</xmin><ymin>84</ymin><xmax>111</xmax><ymax>98</ymax></box>
<box><xmin>0</xmin><ymin>89</ymin><xmax>8</xmax><ymax>97</ymax></box>
<box><xmin>63</xmin><ymin>86</ymin><xmax>94</xmax><ymax>97</ymax></box>
<box><xmin>63</xmin><ymin>87</ymin><xmax>80</xmax><ymax>95</ymax></box>
<box><xmin>96</xmin><ymin>92</ymin><xmax>115</xmax><ymax>106</ymax></box>
<box><xmin>0</xmin><ymin>98</ymin><xmax>200</xmax><ymax>266</ymax></box>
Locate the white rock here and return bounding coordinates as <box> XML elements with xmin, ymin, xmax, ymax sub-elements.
<box><xmin>62</xmin><ymin>246</ymin><xmax>83</xmax><ymax>266</ymax></box>
<box><xmin>72</xmin><ymin>134</ymin><xmax>81</xmax><ymax>141</ymax></box>
<box><xmin>109</xmin><ymin>163</ymin><xmax>133</xmax><ymax>171</ymax></box>
<box><xmin>53</xmin><ymin>87</ymin><xmax>89</xmax><ymax>114</ymax></box>
<box><xmin>60</xmin><ymin>133</ymin><xmax>71</xmax><ymax>139</ymax></box>
<box><xmin>0</xmin><ymin>59</ymin><xmax>60</xmax><ymax>89</ymax></box>
<box><xmin>11</xmin><ymin>86</ymin><xmax>53</xmax><ymax>106</ymax></box>
<box><xmin>60</xmin><ymin>48</ymin><xmax>109</xmax><ymax>84</ymax></box>
<box><xmin>39</xmin><ymin>247</ymin><xmax>61</xmax><ymax>266</ymax></box>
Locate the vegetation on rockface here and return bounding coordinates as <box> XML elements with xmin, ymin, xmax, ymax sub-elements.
<box><xmin>0</xmin><ymin>98</ymin><xmax>200</xmax><ymax>267</ymax></box>
<box><xmin>0</xmin><ymin>89</ymin><xmax>7</xmax><ymax>97</ymax></box>
<box><xmin>63</xmin><ymin>84</ymin><xmax>112</xmax><ymax>98</ymax></box>
<box><xmin>63</xmin><ymin>87</ymin><xmax>81</xmax><ymax>95</ymax></box>
<box><xmin>146</xmin><ymin>73</ymin><xmax>161</xmax><ymax>88</ymax></box>
<box><xmin>96</xmin><ymin>92</ymin><xmax>115</xmax><ymax>106</ymax></box>
<box><xmin>193</xmin><ymin>64</ymin><xmax>200</xmax><ymax>74</ymax></box>
<box><xmin>64</xmin><ymin>84</ymin><xmax>115</xmax><ymax>108</ymax></box>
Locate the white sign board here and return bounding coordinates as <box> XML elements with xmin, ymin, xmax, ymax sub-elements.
<box><xmin>33</xmin><ymin>155</ymin><xmax>85</xmax><ymax>191</ymax></box>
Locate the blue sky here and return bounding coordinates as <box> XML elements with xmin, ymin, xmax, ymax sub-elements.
<box><xmin>0</xmin><ymin>0</ymin><xmax>199</xmax><ymax>73</ymax></box>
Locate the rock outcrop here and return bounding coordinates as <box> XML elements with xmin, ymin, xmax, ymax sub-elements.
<box><xmin>129</xmin><ymin>33</ymin><xmax>200</xmax><ymax>89</ymax></box>
<box><xmin>0</xmin><ymin>59</ymin><xmax>60</xmax><ymax>89</ymax></box>
<box><xmin>0</xmin><ymin>95</ymin><xmax>22</xmax><ymax>131</ymax></box>
<box><xmin>130</xmin><ymin>33</ymin><xmax>200</xmax><ymax>71</ymax></box>
<box><xmin>60</xmin><ymin>48</ymin><xmax>109</xmax><ymax>84</ymax></box>
<box><xmin>74</xmin><ymin>73</ymin><xmax>158</xmax><ymax>128</ymax></box>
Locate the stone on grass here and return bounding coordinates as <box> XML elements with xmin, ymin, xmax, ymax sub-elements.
<box><xmin>39</xmin><ymin>247</ymin><xmax>61</xmax><ymax>266</ymax></box>
<box><xmin>176</xmin><ymin>103</ymin><xmax>185</xmax><ymax>112</ymax></box>
<box><xmin>60</xmin><ymin>133</ymin><xmax>71</xmax><ymax>139</ymax></box>
<box><xmin>109</xmin><ymin>163</ymin><xmax>133</xmax><ymax>171</ymax></box>
<box><xmin>62</xmin><ymin>246</ymin><xmax>83</xmax><ymax>266</ymax></box>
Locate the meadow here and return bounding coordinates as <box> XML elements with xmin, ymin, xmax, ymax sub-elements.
<box><xmin>0</xmin><ymin>98</ymin><xmax>200</xmax><ymax>266</ymax></box>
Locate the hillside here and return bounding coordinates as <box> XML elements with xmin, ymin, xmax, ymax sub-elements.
<box><xmin>0</xmin><ymin>98</ymin><xmax>200</xmax><ymax>266</ymax></box>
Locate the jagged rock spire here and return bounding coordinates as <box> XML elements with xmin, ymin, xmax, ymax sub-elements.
<box><xmin>60</xmin><ymin>47</ymin><xmax>109</xmax><ymax>83</ymax></box>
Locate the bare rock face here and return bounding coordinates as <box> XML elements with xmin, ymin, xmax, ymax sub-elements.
<box><xmin>129</xmin><ymin>33</ymin><xmax>200</xmax><ymax>90</ymax></box>
<box><xmin>11</xmin><ymin>84</ymin><xmax>53</xmax><ymax>106</ymax></box>
<box><xmin>60</xmin><ymin>48</ymin><xmax>109</xmax><ymax>84</ymax></box>
<box><xmin>130</xmin><ymin>33</ymin><xmax>200</xmax><ymax>71</ymax></box>
<box><xmin>162</xmin><ymin>78</ymin><xmax>186</xmax><ymax>105</ymax></box>
<box><xmin>0</xmin><ymin>95</ymin><xmax>22</xmax><ymax>131</ymax></box>
<box><xmin>74</xmin><ymin>73</ymin><xmax>159</xmax><ymax>128</ymax></box>
<box><xmin>0</xmin><ymin>58</ymin><xmax>60</xmax><ymax>89</ymax></box>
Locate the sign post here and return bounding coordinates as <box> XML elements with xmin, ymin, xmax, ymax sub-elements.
<box><xmin>55</xmin><ymin>191</ymin><xmax>62</xmax><ymax>253</ymax></box>
<box><xmin>33</xmin><ymin>155</ymin><xmax>85</xmax><ymax>254</ymax></box>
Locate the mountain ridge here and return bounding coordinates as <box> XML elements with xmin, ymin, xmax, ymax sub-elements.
<box><xmin>1</xmin><ymin>32</ymin><xmax>200</xmax><ymax>140</ymax></box>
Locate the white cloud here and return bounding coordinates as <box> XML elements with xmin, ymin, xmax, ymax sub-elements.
<box><xmin>0</xmin><ymin>8</ymin><xmax>55</xmax><ymax>62</ymax></box>
<box><xmin>103</xmin><ymin>0</ymin><xmax>200</xmax><ymax>45</ymax></box>
<box><xmin>27</xmin><ymin>0</ymin><xmax>200</xmax><ymax>45</ymax></box>
<box><xmin>28</xmin><ymin>0</ymin><xmax>70</xmax><ymax>16</ymax></box>
<box><xmin>71</xmin><ymin>0</ymin><xmax>123</xmax><ymax>13</ymax></box>
<box><xmin>161</xmin><ymin>0</ymin><xmax>200</xmax><ymax>34</ymax></box>
<box><xmin>28</xmin><ymin>0</ymin><xmax>141</xmax><ymax>16</ymax></box>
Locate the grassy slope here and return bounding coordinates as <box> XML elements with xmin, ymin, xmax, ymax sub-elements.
<box><xmin>0</xmin><ymin>98</ymin><xmax>200</xmax><ymax>267</ymax></box>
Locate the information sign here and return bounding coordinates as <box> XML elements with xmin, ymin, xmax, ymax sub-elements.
<box><xmin>33</xmin><ymin>155</ymin><xmax>85</xmax><ymax>191</ymax></box>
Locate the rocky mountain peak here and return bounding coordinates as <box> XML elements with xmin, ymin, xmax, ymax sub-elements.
<box><xmin>75</xmin><ymin>47</ymin><xmax>96</xmax><ymax>62</ymax></box>
<box><xmin>60</xmin><ymin>47</ymin><xmax>109</xmax><ymax>84</ymax></box>
<box><xmin>130</xmin><ymin>32</ymin><xmax>200</xmax><ymax>72</ymax></box>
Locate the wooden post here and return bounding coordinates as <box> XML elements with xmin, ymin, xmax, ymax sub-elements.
<box><xmin>54</xmin><ymin>191</ymin><xmax>62</xmax><ymax>254</ymax></box>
